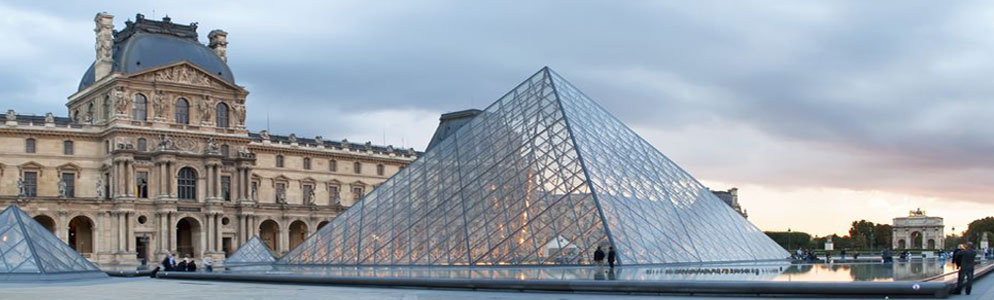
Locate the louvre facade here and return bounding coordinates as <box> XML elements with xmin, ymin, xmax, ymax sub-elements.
<box><xmin>279</xmin><ymin>68</ymin><xmax>788</xmax><ymax>266</ymax></box>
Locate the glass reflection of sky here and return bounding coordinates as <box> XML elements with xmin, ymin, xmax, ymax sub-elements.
<box><xmin>226</xmin><ymin>260</ymin><xmax>985</xmax><ymax>282</ymax></box>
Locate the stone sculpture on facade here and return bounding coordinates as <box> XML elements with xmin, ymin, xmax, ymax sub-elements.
<box><xmin>208</xmin><ymin>29</ymin><xmax>228</xmax><ymax>62</ymax></box>
<box><xmin>152</xmin><ymin>91</ymin><xmax>168</xmax><ymax>119</ymax></box>
<box><xmin>306</xmin><ymin>188</ymin><xmax>316</xmax><ymax>205</ymax></box>
<box><xmin>93</xmin><ymin>13</ymin><xmax>114</xmax><ymax>79</ymax></box>
<box><xmin>288</xmin><ymin>134</ymin><xmax>297</xmax><ymax>144</ymax></box>
<box><xmin>6</xmin><ymin>110</ymin><xmax>15</xmax><ymax>122</ymax></box>
<box><xmin>259</xmin><ymin>130</ymin><xmax>270</xmax><ymax>141</ymax></box>
<box><xmin>158</xmin><ymin>133</ymin><xmax>174</xmax><ymax>150</ymax></box>
<box><xmin>95</xmin><ymin>178</ymin><xmax>105</xmax><ymax>199</ymax></box>
<box><xmin>199</xmin><ymin>95</ymin><xmax>214</xmax><ymax>123</ymax></box>
<box><xmin>314</xmin><ymin>136</ymin><xmax>323</xmax><ymax>145</ymax></box>
<box><xmin>233</xmin><ymin>104</ymin><xmax>246</xmax><ymax>126</ymax></box>
<box><xmin>58</xmin><ymin>179</ymin><xmax>68</xmax><ymax>198</ymax></box>
<box><xmin>44</xmin><ymin>112</ymin><xmax>55</xmax><ymax>124</ymax></box>
<box><xmin>17</xmin><ymin>178</ymin><xmax>26</xmax><ymax>197</ymax></box>
<box><xmin>113</xmin><ymin>87</ymin><xmax>128</xmax><ymax>115</ymax></box>
<box><xmin>205</xmin><ymin>137</ymin><xmax>220</xmax><ymax>155</ymax></box>
<box><xmin>275</xmin><ymin>185</ymin><xmax>286</xmax><ymax>204</ymax></box>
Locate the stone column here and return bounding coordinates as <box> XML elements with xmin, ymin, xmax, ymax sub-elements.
<box><xmin>168</xmin><ymin>212</ymin><xmax>176</xmax><ymax>251</ymax></box>
<box><xmin>126</xmin><ymin>212</ymin><xmax>134</xmax><ymax>252</ymax></box>
<box><xmin>214</xmin><ymin>166</ymin><xmax>222</xmax><ymax>199</ymax></box>
<box><xmin>279</xmin><ymin>218</ymin><xmax>289</xmax><ymax>254</ymax></box>
<box><xmin>215</xmin><ymin>214</ymin><xmax>223</xmax><ymax>252</ymax></box>
<box><xmin>128</xmin><ymin>159</ymin><xmax>136</xmax><ymax>197</ymax></box>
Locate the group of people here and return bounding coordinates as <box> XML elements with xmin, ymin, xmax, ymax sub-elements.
<box><xmin>793</xmin><ymin>248</ymin><xmax>820</xmax><ymax>262</ymax></box>
<box><xmin>156</xmin><ymin>251</ymin><xmax>214</xmax><ymax>274</ymax></box>
<box><xmin>592</xmin><ymin>246</ymin><xmax>617</xmax><ymax>270</ymax></box>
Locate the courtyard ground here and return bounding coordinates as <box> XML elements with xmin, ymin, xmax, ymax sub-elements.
<box><xmin>0</xmin><ymin>275</ymin><xmax>992</xmax><ymax>300</ymax></box>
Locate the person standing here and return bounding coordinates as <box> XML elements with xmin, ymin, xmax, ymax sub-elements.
<box><xmin>204</xmin><ymin>256</ymin><xmax>214</xmax><ymax>272</ymax></box>
<box><xmin>593</xmin><ymin>246</ymin><xmax>605</xmax><ymax>271</ymax></box>
<box><xmin>607</xmin><ymin>247</ymin><xmax>617</xmax><ymax>269</ymax></box>
<box><xmin>953</xmin><ymin>243</ymin><xmax>977</xmax><ymax>295</ymax></box>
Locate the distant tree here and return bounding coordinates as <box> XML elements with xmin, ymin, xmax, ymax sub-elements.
<box><xmin>964</xmin><ymin>217</ymin><xmax>994</xmax><ymax>245</ymax></box>
<box><xmin>848</xmin><ymin>220</ymin><xmax>878</xmax><ymax>250</ymax></box>
<box><xmin>874</xmin><ymin>224</ymin><xmax>893</xmax><ymax>249</ymax></box>
<box><xmin>764</xmin><ymin>231</ymin><xmax>812</xmax><ymax>250</ymax></box>
<box><xmin>945</xmin><ymin>234</ymin><xmax>966</xmax><ymax>250</ymax></box>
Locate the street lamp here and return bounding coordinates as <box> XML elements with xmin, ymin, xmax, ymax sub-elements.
<box><xmin>787</xmin><ymin>228</ymin><xmax>792</xmax><ymax>252</ymax></box>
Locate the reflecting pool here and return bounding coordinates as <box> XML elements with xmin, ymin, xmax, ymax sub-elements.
<box><xmin>223</xmin><ymin>260</ymin><xmax>987</xmax><ymax>282</ymax></box>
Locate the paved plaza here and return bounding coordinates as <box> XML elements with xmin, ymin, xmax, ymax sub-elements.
<box><xmin>0</xmin><ymin>276</ymin><xmax>991</xmax><ymax>300</ymax></box>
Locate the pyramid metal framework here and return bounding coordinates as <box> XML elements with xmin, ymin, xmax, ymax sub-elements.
<box><xmin>279</xmin><ymin>68</ymin><xmax>788</xmax><ymax>266</ymax></box>
<box><xmin>225</xmin><ymin>236</ymin><xmax>276</xmax><ymax>266</ymax></box>
<box><xmin>0</xmin><ymin>205</ymin><xmax>106</xmax><ymax>280</ymax></box>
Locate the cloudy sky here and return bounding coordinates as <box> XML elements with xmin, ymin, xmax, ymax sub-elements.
<box><xmin>1</xmin><ymin>0</ymin><xmax>992</xmax><ymax>237</ymax></box>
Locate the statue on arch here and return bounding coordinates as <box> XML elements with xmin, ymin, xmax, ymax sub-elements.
<box><xmin>17</xmin><ymin>177</ymin><xmax>26</xmax><ymax>197</ymax></box>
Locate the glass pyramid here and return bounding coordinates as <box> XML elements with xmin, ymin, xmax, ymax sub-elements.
<box><xmin>0</xmin><ymin>205</ymin><xmax>106</xmax><ymax>280</ymax></box>
<box><xmin>225</xmin><ymin>236</ymin><xmax>276</xmax><ymax>266</ymax></box>
<box><xmin>279</xmin><ymin>68</ymin><xmax>788</xmax><ymax>266</ymax></box>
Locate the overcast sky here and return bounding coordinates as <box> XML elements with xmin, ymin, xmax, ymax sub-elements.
<box><xmin>1</xmin><ymin>0</ymin><xmax>992</xmax><ymax>237</ymax></box>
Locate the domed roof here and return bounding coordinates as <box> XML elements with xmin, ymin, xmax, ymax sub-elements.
<box><xmin>78</xmin><ymin>15</ymin><xmax>235</xmax><ymax>91</ymax></box>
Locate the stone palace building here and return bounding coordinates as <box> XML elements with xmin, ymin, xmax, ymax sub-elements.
<box><xmin>0</xmin><ymin>13</ymin><xmax>417</xmax><ymax>265</ymax></box>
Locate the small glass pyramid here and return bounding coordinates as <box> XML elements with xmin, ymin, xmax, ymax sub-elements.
<box><xmin>0</xmin><ymin>205</ymin><xmax>106</xmax><ymax>280</ymax></box>
<box><xmin>225</xmin><ymin>236</ymin><xmax>276</xmax><ymax>266</ymax></box>
<box><xmin>278</xmin><ymin>68</ymin><xmax>788</xmax><ymax>266</ymax></box>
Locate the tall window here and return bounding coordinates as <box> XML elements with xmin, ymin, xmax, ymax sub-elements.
<box><xmin>25</xmin><ymin>138</ymin><xmax>36</xmax><ymax>153</ymax></box>
<box><xmin>177</xmin><ymin>167</ymin><xmax>197</xmax><ymax>200</ymax></box>
<box><xmin>137</xmin><ymin>138</ymin><xmax>147</xmax><ymax>152</ymax></box>
<box><xmin>221</xmin><ymin>176</ymin><xmax>231</xmax><ymax>201</ymax></box>
<box><xmin>221</xmin><ymin>144</ymin><xmax>229</xmax><ymax>157</ymax></box>
<box><xmin>63</xmin><ymin>140</ymin><xmax>74</xmax><ymax>155</ymax></box>
<box><xmin>23</xmin><ymin>171</ymin><xmax>38</xmax><ymax>197</ymax></box>
<box><xmin>329</xmin><ymin>185</ymin><xmax>340</xmax><ymax>204</ymax></box>
<box><xmin>136</xmin><ymin>171</ymin><xmax>148</xmax><ymax>198</ymax></box>
<box><xmin>133</xmin><ymin>93</ymin><xmax>147</xmax><ymax>121</ymax></box>
<box><xmin>276</xmin><ymin>155</ymin><xmax>284</xmax><ymax>168</ymax></box>
<box><xmin>216</xmin><ymin>102</ymin><xmax>229</xmax><ymax>128</ymax></box>
<box><xmin>61</xmin><ymin>173</ymin><xmax>75</xmax><ymax>198</ymax></box>
<box><xmin>303</xmin><ymin>158</ymin><xmax>311</xmax><ymax>170</ymax></box>
<box><xmin>329</xmin><ymin>160</ymin><xmax>337</xmax><ymax>172</ymax></box>
<box><xmin>353</xmin><ymin>162</ymin><xmax>361</xmax><ymax>174</ymax></box>
<box><xmin>351</xmin><ymin>187</ymin><xmax>363</xmax><ymax>203</ymax></box>
<box><xmin>376</xmin><ymin>164</ymin><xmax>384</xmax><ymax>176</ymax></box>
<box><xmin>175</xmin><ymin>98</ymin><xmax>189</xmax><ymax>124</ymax></box>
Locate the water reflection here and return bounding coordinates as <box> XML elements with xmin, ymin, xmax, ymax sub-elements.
<box><xmin>223</xmin><ymin>260</ymin><xmax>987</xmax><ymax>282</ymax></box>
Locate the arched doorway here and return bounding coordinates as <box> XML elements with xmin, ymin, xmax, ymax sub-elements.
<box><xmin>176</xmin><ymin>217</ymin><xmax>202</xmax><ymax>258</ymax></box>
<box><xmin>289</xmin><ymin>220</ymin><xmax>308</xmax><ymax>251</ymax></box>
<box><xmin>68</xmin><ymin>216</ymin><xmax>94</xmax><ymax>254</ymax></box>
<box><xmin>317</xmin><ymin>221</ymin><xmax>329</xmax><ymax>230</ymax></box>
<box><xmin>898</xmin><ymin>239</ymin><xmax>906</xmax><ymax>249</ymax></box>
<box><xmin>911</xmin><ymin>231</ymin><xmax>923</xmax><ymax>249</ymax></box>
<box><xmin>33</xmin><ymin>215</ymin><xmax>56</xmax><ymax>234</ymax></box>
<box><xmin>259</xmin><ymin>220</ymin><xmax>279</xmax><ymax>255</ymax></box>
<box><xmin>927</xmin><ymin>239</ymin><xmax>936</xmax><ymax>249</ymax></box>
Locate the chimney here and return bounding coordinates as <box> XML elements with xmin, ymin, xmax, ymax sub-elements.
<box><xmin>208</xmin><ymin>29</ymin><xmax>229</xmax><ymax>62</ymax></box>
<box><xmin>93</xmin><ymin>12</ymin><xmax>115</xmax><ymax>80</ymax></box>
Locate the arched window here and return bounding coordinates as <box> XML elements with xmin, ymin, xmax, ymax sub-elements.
<box><xmin>376</xmin><ymin>164</ymin><xmax>384</xmax><ymax>176</ymax></box>
<box><xmin>303</xmin><ymin>157</ymin><xmax>311</xmax><ymax>170</ymax></box>
<box><xmin>175</xmin><ymin>98</ymin><xmax>189</xmax><ymax>124</ymax></box>
<box><xmin>220</xmin><ymin>144</ymin><xmax>229</xmax><ymax>157</ymax></box>
<box><xmin>329</xmin><ymin>159</ymin><xmax>337</xmax><ymax>172</ymax></box>
<box><xmin>353</xmin><ymin>162</ymin><xmax>361</xmax><ymax>174</ymax></box>
<box><xmin>25</xmin><ymin>138</ymin><xmax>36</xmax><ymax>153</ymax></box>
<box><xmin>216</xmin><ymin>102</ymin><xmax>229</xmax><ymax>128</ymax></box>
<box><xmin>132</xmin><ymin>93</ymin><xmax>147</xmax><ymax>121</ymax></box>
<box><xmin>177</xmin><ymin>167</ymin><xmax>197</xmax><ymax>200</ymax></box>
<box><xmin>276</xmin><ymin>155</ymin><xmax>284</xmax><ymax>168</ymax></box>
<box><xmin>63</xmin><ymin>140</ymin><xmax>74</xmax><ymax>155</ymax></box>
<box><xmin>137</xmin><ymin>138</ymin><xmax>147</xmax><ymax>152</ymax></box>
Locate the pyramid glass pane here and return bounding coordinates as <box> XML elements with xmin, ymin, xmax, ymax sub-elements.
<box><xmin>0</xmin><ymin>205</ymin><xmax>105</xmax><ymax>280</ymax></box>
<box><xmin>279</xmin><ymin>68</ymin><xmax>787</xmax><ymax>266</ymax></box>
<box><xmin>225</xmin><ymin>236</ymin><xmax>276</xmax><ymax>266</ymax></box>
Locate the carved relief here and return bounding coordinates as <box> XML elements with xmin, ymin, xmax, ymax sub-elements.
<box><xmin>142</xmin><ymin>64</ymin><xmax>226</xmax><ymax>88</ymax></box>
<box><xmin>172</xmin><ymin>136</ymin><xmax>199</xmax><ymax>153</ymax></box>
